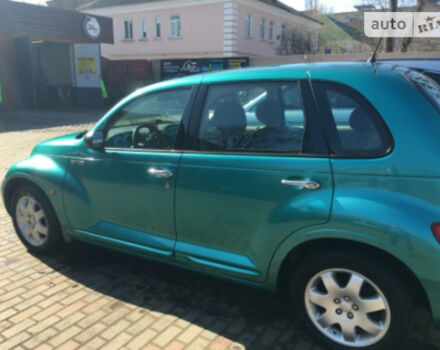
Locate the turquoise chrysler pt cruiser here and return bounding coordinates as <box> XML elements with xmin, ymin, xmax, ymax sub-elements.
<box><xmin>3</xmin><ymin>62</ymin><xmax>440</xmax><ymax>349</ymax></box>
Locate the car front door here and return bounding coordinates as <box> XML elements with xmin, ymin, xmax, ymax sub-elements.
<box><xmin>64</xmin><ymin>87</ymin><xmax>195</xmax><ymax>257</ymax></box>
<box><xmin>174</xmin><ymin>80</ymin><xmax>333</xmax><ymax>280</ymax></box>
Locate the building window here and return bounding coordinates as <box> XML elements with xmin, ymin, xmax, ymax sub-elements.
<box><xmin>269</xmin><ymin>21</ymin><xmax>275</xmax><ymax>41</ymax></box>
<box><xmin>245</xmin><ymin>14</ymin><xmax>252</xmax><ymax>37</ymax></box>
<box><xmin>124</xmin><ymin>20</ymin><xmax>133</xmax><ymax>40</ymax></box>
<box><xmin>155</xmin><ymin>17</ymin><xmax>161</xmax><ymax>38</ymax></box>
<box><xmin>281</xmin><ymin>24</ymin><xmax>287</xmax><ymax>40</ymax></box>
<box><xmin>140</xmin><ymin>19</ymin><xmax>147</xmax><ymax>39</ymax></box>
<box><xmin>260</xmin><ymin>18</ymin><xmax>266</xmax><ymax>40</ymax></box>
<box><xmin>170</xmin><ymin>15</ymin><xmax>181</xmax><ymax>38</ymax></box>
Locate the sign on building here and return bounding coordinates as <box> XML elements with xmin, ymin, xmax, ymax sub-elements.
<box><xmin>161</xmin><ymin>57</ymin><xmax>249</xmax><ymax>80</ymax></box>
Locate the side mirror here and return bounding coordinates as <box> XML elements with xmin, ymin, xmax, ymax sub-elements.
<box><xmin>84</xmin><ymin>130</ymin><xmax>104</xmax><ymax>150</ymax></box>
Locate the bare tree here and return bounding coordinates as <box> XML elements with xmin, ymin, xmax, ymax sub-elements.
<box><xmin>400</xmin><ymin>0</ymin><xmax>425</xmax><ymax>52</ymax></box>
<box><xmin>304</xmin><ymin>0</ymin><xmax>319</xmax><ymax>11</ymax></box>
<box><xmin>362</xmin><ymin>0</ymin><xmax>415</xmax><ymax>9</ymax></box>
<box><xmin>363</xmin><ymin>0</ymin><xmax>425</xmax><ymax>52</ymax></box>
<box><xmin>277</xmin><ymin>27</ymin><xmax>315</xmax><ymax>55</ymax></box>
<box><xmin>304</xmin><ymin>0</ymin><xmax>332</xmax><ymax>17</ymax></box>
<box><xmin>386</xmin><ymin>0</ymin><xmax>398</xmax><ymax>52</ymax></box>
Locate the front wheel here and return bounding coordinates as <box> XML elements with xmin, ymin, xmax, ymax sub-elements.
<box><xmin>288</xmin><ymin>250</ymin><xmax>412</xmax><ymax>350</ymax></box>
<box><xmin>11</xmin><ymin>185</ymin><xmax>63</xmax><ymax>254</ymax></box>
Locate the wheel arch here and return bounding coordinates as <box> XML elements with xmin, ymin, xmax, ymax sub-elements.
<box><xmin>3</xmin><ymin>177</ymin><xmax>52</xmax><ymax>215</ymax></box>
<box><xmin>276</xmin><ymin>238</ymin><xmax>432</xmax><ymax>316</ymax></box>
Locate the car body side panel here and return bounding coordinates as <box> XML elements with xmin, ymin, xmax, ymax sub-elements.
<box><xmin>175</xmin><ymin>154</ymin><xmax>333</xmax><ymax>281</ymax></box>
<box><xmin>267</xmin><ymin>173</ymin><xmax>440</xmax><ymax>327</ymax></box>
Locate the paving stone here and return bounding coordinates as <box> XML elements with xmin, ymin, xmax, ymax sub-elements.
<box><xmin>152</xmin><ymin>325</ymin><xmax>182</xmax><ymax>347</ymax></box>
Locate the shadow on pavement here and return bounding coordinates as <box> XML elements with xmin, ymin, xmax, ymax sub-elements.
<box><xmin>33</xmin><ymin>241</ymin><xmax>438</xmax><ymax>350</ymax></box>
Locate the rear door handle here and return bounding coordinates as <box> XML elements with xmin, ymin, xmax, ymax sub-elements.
<box><xmin>281</xmin><ymin>179</ymin><xmax>320</xmax><ymax>190</ymax></box>
<box><xmin>148</xmin><ymin>167</ymin><xmax>174</xmax><ymax>179</ymax></box>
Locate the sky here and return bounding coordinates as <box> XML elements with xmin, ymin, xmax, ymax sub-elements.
<box><xmin>14</xmin><ymin>0</ymin><xmax>362</xmax><ymax>13</ymax></box>
<box><xmin>283</xmin><ymin>0</ymin><xmax>360</xmax><ymax>13</ymax></box>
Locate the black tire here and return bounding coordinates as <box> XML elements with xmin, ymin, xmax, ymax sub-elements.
<box><xmin>287</xmin><ymin>250</ymin><xmax>412</xmax><ymax>350</ymax></box>
<box><xmin>11</xmin><ymin>185</ymin><xmax>64</xmax><ymax>254</ymax></box>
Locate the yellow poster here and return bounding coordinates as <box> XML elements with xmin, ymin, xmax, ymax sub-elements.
<box><xmin>77</xmin><ymin>56</ymin><xmax>97</xmax><ymax>76</ymax></box>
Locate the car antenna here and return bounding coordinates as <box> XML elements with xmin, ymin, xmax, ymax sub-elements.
<box><xmin>367</xmin><ymin>37</ymin><xmax>383</xmax><ymax>63</ymax></box>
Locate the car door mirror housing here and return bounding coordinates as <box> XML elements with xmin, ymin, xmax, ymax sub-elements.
<box><xmin>84</xmin><ymin>130</ymin><xmax>105</xmax><ymax>150</ymax></box>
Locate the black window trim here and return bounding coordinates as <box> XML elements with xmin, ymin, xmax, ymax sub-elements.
<box><xmin>184</xmin><ymin>79</ymin><xmax>330</xmax><ymax>158</ymax></box>
<box><xmin>100</xmin><ymin>84</ymin><xmax>199</xmax><ymax>154</ymax></box>
<box><xmin>309</xmin><ymin>79</ymin><xmax>394</xmax><ymax>159</ymax></box>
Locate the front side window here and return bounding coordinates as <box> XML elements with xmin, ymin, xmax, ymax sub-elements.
<box><xmin>140</xmin><ymin>19</ymin><xmax>147</xmax><ymax>39</ymax></box>
<box><xmin>197</xmin><ymin>82</ymin><xmax>307</xmax><ymax>154</ymax></box>
<box><xmin>155</xmin><ymin>17</ymin><xmax>161</xmax><ymax>38</ymax></box>
<box><xmin>260</xmin><ymin>18</ymin><xmax>266</xmax><ymax>40</ymax></box>
<box><xmin>124</xmin><ymin>20</ymin><xmax>133</xmax><ymax>40</ymax></box>
<box><xmin>170</xmin><ymin>15</ymin><xmax>181</xmax><ymax>38</ymax></box>
<box><xmin>105</xmin><ymin>88</ymin><xmax>192</xmax><ymax>150</ymax></box>
<box><xmin>245</xmin><ymin>14</ymin><xmax>252</xmax><ymax>37</ymax></box>
<box><xmin>313</xmin><ymin>81</ymin><xmax>391</xmax><ymax>157</ymax></box>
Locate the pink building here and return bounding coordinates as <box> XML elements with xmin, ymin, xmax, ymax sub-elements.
<box><xmin>80</xmin><ymin>0</ymin><xmax>321</xmax><ymax>59</ymax></box>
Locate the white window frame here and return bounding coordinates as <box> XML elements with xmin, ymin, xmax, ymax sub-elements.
<box><xmin>170</xmin><ymin>15</ymin><xmax>181</xmax><ymax>38</ymax></box>
<box><xmin>140</xmin><ymin>19</ymin><xmax>147</xmax><ymax>40</ymax></box>
<box><xmin>245</xmin><ymin>14</ymin><xmax>252</xmax><ymax>37</ymax></box>
<box><xmin>269</xmin><ymin>21</ymin><xmax>275</xmax><ymax>41</ymax></box>
<box><xmin>260</xmin><ymin>18</ymin><xmax>266</xmax><ymax>40</ymax></box>
<box><xmin>123</xmin><ymin>19</ymin><xmax>133</xmax><ymax>40</ymax></box>
<box><xmin>155</xmin><ymin>17</ymin><xmax>161</xmax><ymax>38</ymax></box>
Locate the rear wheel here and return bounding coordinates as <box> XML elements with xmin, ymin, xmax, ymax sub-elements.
<box><xmin>11</xmin><ymin>185</ymin><xmax>63</xmax><ymax>254</ymax></box>
<box><xmin>288</xmin><ymin>250</ymin><xmax>412</xmax><ymax>350</ymax></box>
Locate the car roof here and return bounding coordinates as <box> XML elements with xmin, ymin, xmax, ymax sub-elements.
<box><xmin>130</xmin><ymin>61</ymin><xmax>412</xmax><ymax>99</ymax></box>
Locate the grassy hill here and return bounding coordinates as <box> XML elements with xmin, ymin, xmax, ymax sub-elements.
<box><xmin>318</xmin><ymin>15</ymin><xmax>372</xmax><ymax>53</ymax></box>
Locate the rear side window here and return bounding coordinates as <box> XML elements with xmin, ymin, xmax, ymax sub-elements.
<box><xmin>197</xmin><ymin>82</ymin><xmax>307</xmax><ymax>153</ymax></box>
<box><xmin>313</xmin><ymin>81</ymin><xmax>392</xmax><ymax>157</ymax></box>
<box><xmin>406</xmin><ymin>70</ymin><xmax>440</xmax><ymax>112</ymax></box>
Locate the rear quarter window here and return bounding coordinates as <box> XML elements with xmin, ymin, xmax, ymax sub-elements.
<box><xmin>312</xmin><ymin>81</ymin><xmax>392</xmax><ymax>158</ymax></box>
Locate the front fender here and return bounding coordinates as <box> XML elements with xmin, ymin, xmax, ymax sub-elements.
<box><xmin>2</xmin><ymin>155</ymin><xmax>70</xmax><ymax>226</ymax></box>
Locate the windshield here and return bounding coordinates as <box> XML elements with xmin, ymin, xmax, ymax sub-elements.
<box><xmin>406</xmin><ymin>69</ymin><xmax>440</xmax><ymax>112</ymax></box>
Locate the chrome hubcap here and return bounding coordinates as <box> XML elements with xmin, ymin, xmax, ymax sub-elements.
<box><xmin>305</xmin><ymin>268</ymin><xmax>390</xmax><ymax>347</ymax></box>
<box><xmin>15</xmin><ymin>196</ymin><xmax>48</xmax><ymax>247</ymax></box>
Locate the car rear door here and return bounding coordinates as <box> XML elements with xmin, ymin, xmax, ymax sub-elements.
<box><xmin>174</xmin><ymin>80</ymin><xmax>333</xmax><ymax>281</ymax></box>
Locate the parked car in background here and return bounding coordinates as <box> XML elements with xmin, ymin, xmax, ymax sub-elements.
<box><xmin>4</xmin><ymin>62</ymin><xmax>440</xmax><ymax>349</ymax></box>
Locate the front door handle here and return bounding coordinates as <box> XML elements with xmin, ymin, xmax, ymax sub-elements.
<box><xmin>281</xmin><ymin>179</ymin><xmax>320</xmax><ymax>190</ymax></box>
<box><xmin>148</xmin><ymin>167</ymin><xmax>174</xmax><ymax>179</ymax></box>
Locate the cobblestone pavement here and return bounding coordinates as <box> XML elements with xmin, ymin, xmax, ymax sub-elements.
<box><xmin>0</xmin><ymin>110</ymin><xmax>439</xmax><ymax>350</ymax></box>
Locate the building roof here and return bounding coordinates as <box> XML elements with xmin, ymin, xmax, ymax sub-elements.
<box><xmin>78</xmin><ymin>0</ymin><xmax>321</xmax><ymax>24</ymax></box>
<box><xmin>0</xmin><ymin>0</ymin><xmax>113</xmax><ymax>44</ymax></box>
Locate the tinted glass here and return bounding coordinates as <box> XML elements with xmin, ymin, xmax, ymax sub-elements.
<box><xmin>198</xmin><ymin>82</ymin><xmax>306</xmax><ymax>153</ymax></box>
<box><xmin>105</xmin><ymin>88</ymin><xmax>191</xmax><ymax>149</ymax></box>
<box><xmin>313</xmin><ymin>81</ymin><xmax>391</xmax><ymax>157</ymax></box>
